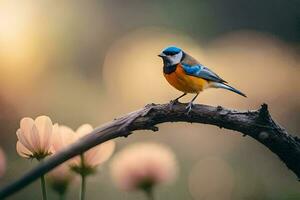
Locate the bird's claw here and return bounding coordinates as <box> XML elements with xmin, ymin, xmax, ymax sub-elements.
<box><xmin>169</xmin><ymin>99</ymin><xmax>179</xmax><ymax>110</ymax></box>
<box><xmin>186</xmin><ymin>103</ymin><xmax>193</xmax><ymax>114</ymax></box>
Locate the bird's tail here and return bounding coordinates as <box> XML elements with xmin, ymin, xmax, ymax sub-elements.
<box><xmin>210</xmin><ymin>82</ymin><xmax>247</xmax><ymax>97</ymax></box>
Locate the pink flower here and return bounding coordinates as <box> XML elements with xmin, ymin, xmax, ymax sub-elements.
<box><xmin>0</xmin><ymin>147</ymin><xmax>6</xmax><ymax>178</ymax></box>
<box><xmin>16</xmin><ymin>116</ymin><xmax>54</xmax><ymax>160</ymax></box>
<box><xmin>47</xmin><ymin>164</ymin><xmax>75</xmax><ymax>195</ymax></box>
<box><xmin>52</xmin><ymin>124</ymin><xmax>115</xmax><ymax>174</ymax></box>
<box><xmin>52</xmin><ymin>125</ymin><xmax>74</xmax><ymax>153</ymax></box>
<box><xmin>110</xmin><ymin>143</ymin><xmax>178</xmax><ymax>191</ymax></box>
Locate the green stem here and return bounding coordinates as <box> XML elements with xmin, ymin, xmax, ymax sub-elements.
<box><xmin>59</xmin><ymin>192</ymin><xmax>66</xmax><ymax>200</ymax></box>
<box><xmin>145</xmin><ymin>187</ymin><xmax>154</xmax><ymax>200</ymax></box>
<box><xmin>80</xmin><ymin>174</ymin><xmax>86</xmax><ymax>200</ymax></box>
<box><xmin>38</xmin><ymin>158</ymin><xmax>48</xmax><ymax>200</ymax></box>
<box><xmin>80</xmin><ymin>154</ymin><xmax>86</xmax><ymax>200</ymax></box>
<box><xmin>40</xmin><ymin>174</ymin><xmax>47</xmax><ymax>200</ymax></box>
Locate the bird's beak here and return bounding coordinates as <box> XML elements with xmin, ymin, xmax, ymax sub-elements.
<box><xmin>158</xmin><ymin>53</ymin><xmax>166</xmax><ymax>58</ymax></box>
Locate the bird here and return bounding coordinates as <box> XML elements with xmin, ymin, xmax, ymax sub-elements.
<box><xmin>158</xmin><ymin>46</ymin><xmax>246</xmax><ymax>113</ymax></box>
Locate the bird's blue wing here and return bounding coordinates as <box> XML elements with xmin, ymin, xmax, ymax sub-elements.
<box><xmin>182</xmin><ymin>63</ymin><xmax>227</xmax><ymax>83</ymax></box>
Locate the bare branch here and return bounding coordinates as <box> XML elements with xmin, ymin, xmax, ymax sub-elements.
<box><xmin>1</xmin><ymin>103</ymin><xmax>299</xmax><ymax>198</ymax></box>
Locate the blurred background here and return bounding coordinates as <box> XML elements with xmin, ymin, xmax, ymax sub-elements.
<box><xmin>0</xmin><ymin>0</ymin><xmax>299</xmax><ymax>199</ymax></box>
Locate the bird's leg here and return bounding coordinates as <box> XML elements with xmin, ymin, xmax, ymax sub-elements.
<box><xmin>186</xmin><ymin>93</ymin><xmax>199</xmax><ymax>114</ymax></box>
<box><xmin>172</xmin><ymin>93</ymin><xmax>187</xmax><ymax>103</ymax></box>
<box><xmin>170</xmin><ymin>93</ymin><xmax>187</xmax><ymax>109</ymax></box>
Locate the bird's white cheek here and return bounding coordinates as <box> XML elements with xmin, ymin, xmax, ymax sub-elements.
<box><xmin>170</xmin><ymin>52</ymin><xmax>183</xmax><ymax>65</ymax></box>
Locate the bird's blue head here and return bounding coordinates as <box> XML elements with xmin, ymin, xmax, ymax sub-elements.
<box><xmin>158</xmin><ymin>46</ymin><xmax>184</xmax><ymax>66</ymax></box>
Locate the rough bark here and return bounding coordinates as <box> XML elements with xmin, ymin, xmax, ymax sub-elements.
<box><xmin>0</xmin><ymin>103</ymin><xmax>299</xmax><ymax>198</ymax></box>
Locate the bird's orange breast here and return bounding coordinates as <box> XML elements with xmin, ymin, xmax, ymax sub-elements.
<box><xmin>164</xmin><ymin>64</ymin><xmax>209</xmax><ymax>93</ymax></box>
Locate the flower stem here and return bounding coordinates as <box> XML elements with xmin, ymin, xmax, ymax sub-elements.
<box><xmin>59</xmin><ymin>193</ymin><xmax>66</xmax><ymax>200</ymax></box>
<box><xmin>145</xmin><ymin>187</ymin><xmax>154</xmax><ymax>200</ymax></box>
<box><xmin>40</xmin><ymin>174</ymin><xmax>48</xmax><ymax>200</ymax></box>
<box><xmin>80</xmin><ymin>154</ymin><xmax>86</xmax><ymax>200</ymax></box>
<box><xmin>38</xmin><ymin>158</ymin><xmax>48</xmax><ymax>200</ymax></box>
<box><xmin>80</xmin><ymin>174</ymin><xmax>86</xmax><ymax>200</ymax></box>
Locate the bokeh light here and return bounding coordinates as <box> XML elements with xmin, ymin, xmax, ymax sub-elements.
<box><xmin>0</xmin><ymin>1</ymin><xmax>46</xmax><ymax>94</ymax></box>
<box><xmin>189</xmin><ymin>157</ymin><xmax>234</xmax><ymax>200</ymax></box>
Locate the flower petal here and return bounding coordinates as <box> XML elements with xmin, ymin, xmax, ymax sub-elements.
<box><xmin>76</xmin><ymin>124</ymin><xmax>93</xmax><ymax>139</ymax></box>
<box><xmin>59</xmin><ymin>126</ymin><xmax>75</xmax><ymax>146</ymax></box>
<box><xmin>0</xmin><ymin>148</ymin><xmax>6</xmax><ymax>177</ymax></box>
<box><xmin>20</xmin><ymin>117</ymin><xmax>35</xmax><ymax>137</ymax></box>
<box><xmin>35</xmin><ymin>116</ymin><xmax>53</xmax><ymax>150</ymax></box>
<box><xmin>30</xmin><ymin>124</ymin><xmax>41</xmax><ymax>153</ymax></box>
<box><xmin>19</xmin><ymin>118</ymin><xmax>35</xmax><ymax>151</ymax></box>
<box><xmin>52</xmin><ymin>125</ymin><xmax>74</xmax><ymax>152</ymax></box>
<box><xmin>85</xmin><ymin>140</ymin><xmax>115</xmax><ymax>167</ymax></box>
<box><xmin>16</xmin><ymin>128</ymin><xmax>34</xmax><ymax>153</ymax></box>
<box><xmin>51</xmin><ymin>124</ymin><xmax>61</xmax><ymax>152</ymax></box>
<box><xmin>47</xmin><ymin>164</ymin><xmax>74</xmax><ymax>184</ymax></box>
<box><xmin>16</xmin><ymin>141</ymin><xmax>32</xmax><ymax>158</ymax></box>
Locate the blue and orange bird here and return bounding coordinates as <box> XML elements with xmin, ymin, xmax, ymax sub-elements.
<box><xmin>158</xmin><ymin>46</ymin><xmax>246</xmax><ymax>113</ymax></box>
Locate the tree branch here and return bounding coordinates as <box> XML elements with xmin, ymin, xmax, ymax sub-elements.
<box><xmin>1</xmin><ymin>103</ymin><xmax>299</xmax><ymax>198</ymax></box>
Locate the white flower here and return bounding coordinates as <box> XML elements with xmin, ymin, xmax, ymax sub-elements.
<box><xmin>52</xmin><ymin>124</ymin><xmax>115</xmax><ymax>174</ymax></box>
<box><xmin>16</xmin><ymin>116</ymin><xmax>54</xmax><ymax>160</ymax></box>
<box><xmin>110</xmin><ymin>143</ymin><xmax>178</xmax><ymax>191</ymax></box>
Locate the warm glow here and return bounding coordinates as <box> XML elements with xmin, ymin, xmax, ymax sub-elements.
<box><xmin>0</xmin><ymin>1</ymin><xmax>45</xmax><ymax>91</ymax></box>
<box><xmin>0</xmin><ymin>1</ymin><xmax>34</xmax><ymax>65</ymax></box>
